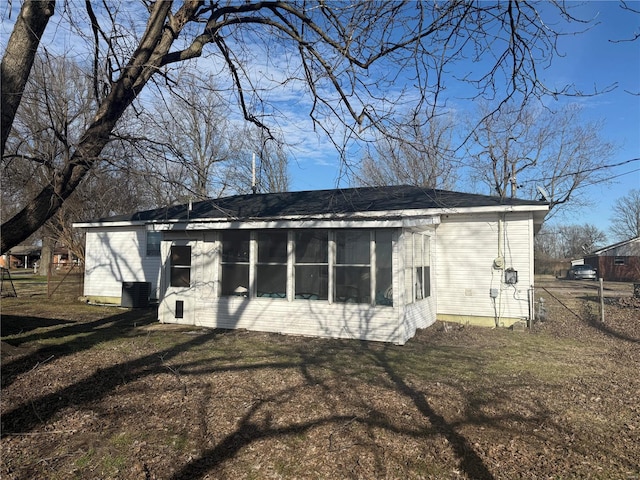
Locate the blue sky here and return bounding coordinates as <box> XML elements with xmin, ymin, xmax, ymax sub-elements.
<box><xmin>285</xmin><ymin>2</ymin><xmax>640</xmax><ymax>241</ymax></box>
<box><xmin>532</xmin><ymin>2</ymin><xmax>639</xmax><ymax>239</ymax></box>
<box><xmin>1</xmin><ymin>1</ymin><xmax>638</xmax><ymax>242</ymax></box>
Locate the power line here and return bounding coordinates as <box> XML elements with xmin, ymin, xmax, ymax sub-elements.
<box><xmin>519</xmin><ymin>157</ymin><xmax>640</xmax><ymax>184</ymax></box>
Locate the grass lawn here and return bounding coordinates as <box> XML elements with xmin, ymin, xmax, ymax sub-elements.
<box><xmin>1</xmin><ymin>276</ymin><xmax>639</xmax><ymax>479</ymax></box>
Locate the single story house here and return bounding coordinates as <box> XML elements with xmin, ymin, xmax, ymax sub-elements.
<box><xmin>583</xmin><ymin>236</ymin><xmax>640</xmax><ymax>282</ymax></box>
<box><xmin>74</xmin><ymin>186</ymin><xmax>548</xmax><ymax>344</ymax></box>
<box><xmin>1</xmin><ymin>245</ymin><xmax>41</xmax><ymax>270</ymax></box>
<box><xmin>0</xmin><ymin>245</ymin><xmax>79</xmax><ymax>271</ymax></box>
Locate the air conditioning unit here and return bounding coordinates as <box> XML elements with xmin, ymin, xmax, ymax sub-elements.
<box><xmin>121</xmin><ymin>282</ymin><xmax>151</xmax><ymax>308</ymax></box>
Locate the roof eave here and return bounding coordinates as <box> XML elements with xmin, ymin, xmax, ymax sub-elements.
<box><xmin>73</xmin><ymin>203</ymin><xmax>548</xmax><ymax>230</ymax></box>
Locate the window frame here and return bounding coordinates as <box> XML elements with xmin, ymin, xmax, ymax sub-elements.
<box><xmin>211</xmin><ymin>227</ymin><xmax>398</xmax><ymax>307</ymax></box>
<box><xmin>146</xmin><ymin>231</ymin><xmax>162</xmax><ymax>257</ymax></box>
<box><xmin>169</xmin><ymin>245</ymin><xmax>191</xmax><ymax>288</ymax></box>
<box><xmin>220</xmin><ymin>230</ymin><xmax>251</xmax><ymax>297</ymax></box>
<box><xmin>294</xmin><ymin>230</ymin><xmax>329</xmax><ymax>301</ymax></box>
<box><xmin>256</xmin><ymin>230</ymin><xmax>288</xmax><ymax>299</ymax></box>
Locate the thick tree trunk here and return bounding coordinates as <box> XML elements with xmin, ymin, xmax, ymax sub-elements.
<box><xmin>0</xmin><ymin>1</ymin><xmax>202</xmax><ymax>254</ymax></box>
<box><xmin>38</xmin><ymin>236</ymin><xmax>55</xmax><ymax>276</ymax></box>
<box><xmin>1</xmin><ymin>0</ymin><xmax>55</xmax><ymax>157</ymax></box>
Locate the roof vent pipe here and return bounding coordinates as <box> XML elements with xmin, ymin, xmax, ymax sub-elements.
<box><xmin>251</xmin><ymin>152</ymin><xmax>257</xmax><ymax>194</ymax></box>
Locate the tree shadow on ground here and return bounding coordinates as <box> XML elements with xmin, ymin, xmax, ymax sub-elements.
<box><xmin>1</xmin><ymin>315</ymin><xmax>75</xmax><ymax>336</ymax></box>
<box><xmin>3</xmin><ymin>317</ymin><xmax>556</xmax><ymax>480</ymax></box>
<box><xmin>1</xmin><ymin>323</ymin><xmax>224</xmax><ymax>435</ymax></box>
<box><xmin>574</xmin><ymin>295</ymin><xmax>640</xmax><ymax>344</ymax></box>
<box><xmin>585</xmin><ymin>312</ymin><xmax>639</xmax><ymax>344</ymax></box>
<box><xmin>368</xmin><ymin>344</ymin><xmax>496</xmax><ymax>480</ymax></box>
<box><xmin>1</xmin><ymin>307</ymin><xmax>157</xmax><ymax>389</ymax></box>
<box><xmin>169</xmin><ymin>338</ymin><xmax>551</xmax><ymax>480</ymax></box>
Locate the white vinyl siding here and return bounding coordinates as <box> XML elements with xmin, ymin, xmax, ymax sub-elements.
<box><xmin>83</xmin><ymin>227</ymin><xmax>162</xmax><ymax>299</ymax></box>
<box><xmin>435</xmin><ymin>212</ymin><xmax>533</xmax><ymax>324</ymax></box>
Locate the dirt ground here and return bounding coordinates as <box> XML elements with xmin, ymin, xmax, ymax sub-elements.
<box><xmin>1</xmin><ymin>276</ymin><xmax>639</xmax><ymax>479</ymax></box>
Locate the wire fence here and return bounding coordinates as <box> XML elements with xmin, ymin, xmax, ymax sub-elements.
<box><xmin>47</xmin><ymin>262</ymin><xmax>84</xmax><ymax>299</ymax></box>
<box><xmin>533</xmin><ymin>278</ymin><xmax>636</xmax><ymax>325</ymax></box>
<box><xmin>0</xmin><ymin>264</ymin><xmax>84</xmax><ymax>300</ymax></box>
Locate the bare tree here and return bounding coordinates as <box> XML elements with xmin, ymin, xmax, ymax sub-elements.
<box><xmin>354</xmin><ymin>113</ymin><xmax>458</xmax><ymax>189</ymax></box>
<box><xmin>1</xmin><ymin>53</ymin><xmax>97</xmax><ymax>223</ymax></box>
<box><xmin>2</xmin><ymin>53</ymin><xmax>151</xmax><ymax>269</ymax></box>
<box><xmin>139</xmin><ymin>75</ymin><xmax>241</xmax><ymax>202</ymax></box>
<box><xmin>133</xmin><ymin>73</ymin><xmax>290</xmax><ymax>202</ymax></box>
<box><xmin>1</xmin><ymin>1</ymin><xmax>610</xmax><ymax>252</ymax></box>
<box><xmin>536</xmin><ymin>223</ymin><xmax>607</xmax><ymax>260</ymax></box>
<box><xmin>467</xmin><ymin>102</ymin><xmax>616</xmax><ymax>215</ymax></box>
<box><xmin>231</xmin><ymin>126</ymin><xmax>290</xmax><ymax>194</ymax></box>
<box><xmin>610</xmin><ymin>189</ymin><xmax>640</xmax><ymax>240</ymax></box>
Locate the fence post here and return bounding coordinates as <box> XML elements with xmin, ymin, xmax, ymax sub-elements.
<box><xmin>599</xmin><ymin>278</ymin><xmax>605</xmax><ymax>323</ymax></box>
<box><xmin>537</xmin><ymin>297</ymin><xmax>546</xmax><ymax>322</ymax></box>
<box><xmin>528</xmin><ymin>285</ymin><xmax>534</xmax><ymax>329</ymax></box>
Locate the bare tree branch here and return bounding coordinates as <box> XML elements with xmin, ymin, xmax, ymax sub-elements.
<box><xmin>1</xmin><ymin>0</ymin><xmax>55</xmax><ymax>157</ymax></box>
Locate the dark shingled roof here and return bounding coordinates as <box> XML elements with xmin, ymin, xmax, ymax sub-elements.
<box><xmin>90</xmin><ymin>185</ymin><xmax>547</xmax><ymax>223</ymax></box>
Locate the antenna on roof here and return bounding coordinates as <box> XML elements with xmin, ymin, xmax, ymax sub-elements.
<box><xmin>251</xmin><ymin>152</ymin><xmax>257</xmax><ymax>194</ymax></box>
<box><xmin>536</xmin><ymin>185</ymin><xmax>550</xmax><ymax>202</ymax></box>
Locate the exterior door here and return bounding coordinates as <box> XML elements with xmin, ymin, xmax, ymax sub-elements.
<box><xmin>163</xmin><ymin>240</ymin><xmax>197</xmax><ymax>324</ymax></box>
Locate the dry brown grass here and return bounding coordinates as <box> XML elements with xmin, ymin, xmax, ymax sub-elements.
<box><xmin>1</xmin><ymin>276</ymin><xmax>639</xmax><ymax>479</ymax></box>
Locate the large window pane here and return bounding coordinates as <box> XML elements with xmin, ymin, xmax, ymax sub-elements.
<box><xmin>295</xmin><ymin>231</ymin><xmax>328</xmax><ymax>263</ymax></box>
<box><xmin>335</xmin><ymin>266</ymin><xmax>370</xmax><ymax>303</ymax></box>
<box><xmin>294</xmin><ymin>230</ymin><xmax>328</xmax><ymax>300</ymax></box>
<box><xmin>257</xmin><ymin>231</ymin><xmax>288</xmax><ymax>263</ymax></box>
<box><xmin>256</xmin><ymin>231</ymin><xmax>288</xmax><ymax>299</ymax></box>
<box><xmin>295</xmin><ymin>265</ymin><xmax>328</xmax><ymax>300</ymax></box>
<box><xmin>335</xmin><ymin>230</ymin><xmax>371</xmax><ymax>304</ymax></box>
<box><xmin>336</xmin><ymin>230</ymin><xmax>370</xmax><ymax>265</ymax></box>
<box><xmin>257</xmin><ymin>265</ymin><xmax>287</xmax><ymax>297</ymax></box>
<box><xmin>221</xmin><ymin>264</ymin><xmax>249</xmax><ymax>296</ymax></box>
<box><xmin>222</xmin><ymin>231</ymin><xmax>249</xmax><ymax>262</ymax></box>
<box><xmin>404</xmin><ymin>233</ymin><xmax>414</xmax><ymax>304</ymax></box>
<box><xmin>221</xmin><ymin>231</ymin><xmax>250</xmax><ymax>296</ymax></box>
<box><xmin>375</xmin><ymin>230</ymin><xmax>393</xmax><ymax>306</ymax></box>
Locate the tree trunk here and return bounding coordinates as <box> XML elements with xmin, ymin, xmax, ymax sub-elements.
<box><xmin>38</xmin><ymin>236</ymin><xmax>55</xmax><ymax>276</ymax></box>
<box><xmin>1</xmin><ymin>0</ymin><xmax>55</xmax><ymax>157</ymax></box>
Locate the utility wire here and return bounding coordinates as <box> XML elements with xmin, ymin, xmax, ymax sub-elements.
<box><xmin>519</xmin><ymin>157</ymin><xmax>640</xmax><ymax>184</ymax></box>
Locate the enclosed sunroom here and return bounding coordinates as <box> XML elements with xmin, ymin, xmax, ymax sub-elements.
<box><xmin>159</xmin><ymin>224</ymin><xmax>434</xmax><ymax>344</ymax></box>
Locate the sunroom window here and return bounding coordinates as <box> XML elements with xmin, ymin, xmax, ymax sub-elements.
<box><xmin>294</xmin><ymin>230</ymin><xmax>328</xmax><ymax>300</ymax></box>
<box><xmin>422</xmin><ymin>235</ymin><xmax>431</xmax><ymax>298</ymax></box>
<box><xmin>414</xmin><ymin>234</ymin><xmax>424</xmax><ymax>300</ymax></box>
<box><xmin>405</xmin><ymin>232</ymin><xmax>430</xmax><ymax>303</ymax></box>
<box><xmin>334</xmin><ymin>230</ymin><xmax>371</xmax><ymax>304</ymax></box>
<box><xmin>221</xmin><ymin>230</ymin><xmax>250</xmax><ymax>296</ymax></box>
<box><xmin>256</xmin><ymin>231</ymin><xmax>288</xmax><ymax>298</ymax></box>
<box><xmin>375</xmin><ymin>230</ymin><xmax>393</xmax><ymax>306</ymax></box>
